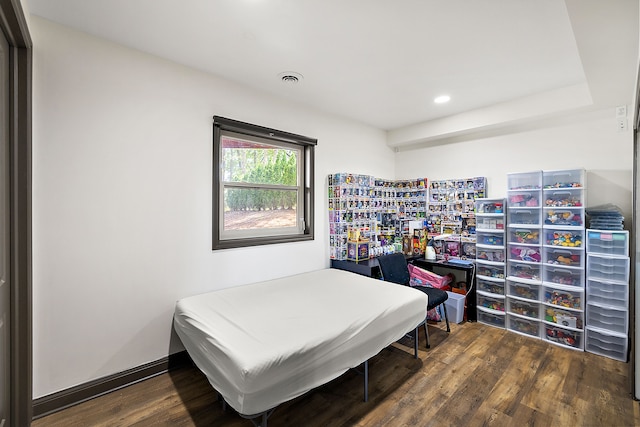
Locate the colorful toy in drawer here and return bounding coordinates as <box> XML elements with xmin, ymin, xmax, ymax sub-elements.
<box><xmin>510</xmin><ymin>246</ymin><xmax>541</xmax><ymax>263</ymax></box>
<box><xmin>544</xmin><ymin>194</ymin><xmax>583</xmax><ymax>207</ymax></box>
<box><xmin>544</xmin><ymin>210</ymin><xmax>583</xmax><ymax>226</ymax></box>
<box><xmin>477</xmin><ymin>249</ymin><xmax>504</xmax><ymax>263</ymax></box>
<box><xmin>545</xmin><ymin>307</ymin><xmax>583</xmax><ymax>329</ymax></box>
<box><xmin>510</xmin><ymin>264</ymin><xmax>541</xmax><ymax>281</ymax></box>
<box><xmin>509</xmin><ymin>282</ymin><xmax>539</xmax><ymax>300</ymax></box>
<box><xmin>477</xmin><ymin>265</ymin><xmax>505</xmax><ymax>279</ymax></box>
<box><xmin>544</xmin><ymin>182</ymin><xmax>583</xmax><ymax>189</ymax></box>
<box><xmin>480</xmin><ymin>234</ymin><xmax>504</xmax><ymax>246</ymax></box>
<box><xmin>545</xmin><ymin>231</ymin><xmax>582</xmax><ymax>247</ymax></box>
<box><xmin>478</xmin><ymin>280</ymin><xmax>504</xmax><ymax>295</ymax></box>
<box><xmin>479</xmin><ymin>296</ymin><xmax>504</xmax><ymax>312</ymax></box>
<box><xmin>512</xmin><ymin>229</ymin><xmax>539</xmax><ymax>244</ymax></box>
<box><xmin>509</xmin><ymin>193</ymin><xmax>539</xmax><ymax>207</ymax></box>
<box><xmin>545</xmin><ymin>252</ymin><xmax>581</xmax><ymax>267</ymax></box>
<box><xmin>510</xmin><ymin>300</ymin><xmax>539</xmax><ymax>318</ymax></box>
<box><xmin>545</xmin><ymin>289</ymin><xmax>581</xmax><ymax>309</ymax></box>
<box><xmin>545</xmin><ymin>326</ymin><xmax>581</xmax><ymax>348</ymax></box>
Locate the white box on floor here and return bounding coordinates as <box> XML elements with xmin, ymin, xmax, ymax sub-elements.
<box><xmin>445</xmin><ymin>291</ymin><xmax>466</xmax><ymax>324</ymax></box>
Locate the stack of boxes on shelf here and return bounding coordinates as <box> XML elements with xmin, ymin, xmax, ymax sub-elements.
<box><xmin>585</xmin><ymin>230</ymin><xmax>630</xmax><ymax>361</ymax></box>
<box><xmin>540</xmin><ymin>169</ymin><xmax>586</xmax><ymax>351</ymax></box>
<box><xmin>475</xmin><ymin>198</ymin><xmax>507</xmax><ymax>328</ymax></box>
<box><xmin>426</xmin><ymin>177</ymin><xmax>487</xmax><ymax>260</ymax></box>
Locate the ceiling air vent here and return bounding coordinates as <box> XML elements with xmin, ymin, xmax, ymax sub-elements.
<box><xmin>278</xmin><ymin>71</ymin><xmax>303</xmax><ymax>84</ymax></box>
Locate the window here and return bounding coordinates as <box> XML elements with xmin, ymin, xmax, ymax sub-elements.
<box><xmin>212</xmin><ymin>116</ymin><xmax>316</xmax><ymax>250</ymax></box>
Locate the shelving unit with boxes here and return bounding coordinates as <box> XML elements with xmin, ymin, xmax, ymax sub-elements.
<box><xmin>426</xmin><ymin>177</ymin><xmax>487</xmax><ymax>260</ymax></box>
<box><xmin>475</xmin><ymin>198</ymin><xmax>507</xmax><ymax>329</ymax></box>
<box><xmin>540</xmin><ymin>169</ymin><xmax>586</xmax><ymax>351</ymax></box>
<box><xmin>505</xmin><ymin>171</ymin><xmax>544</xmax><ymax>339</ymax></box>
<box><xmin>585</xmin><ymin>229</ymin><xmax>630</xmax><ymax>361</ymax></box>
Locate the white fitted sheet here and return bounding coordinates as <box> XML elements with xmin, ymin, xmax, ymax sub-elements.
<box><xmin>173</xmin><ymin>268</ymin><xmax>428</xmax><ymax>416</ymax></box>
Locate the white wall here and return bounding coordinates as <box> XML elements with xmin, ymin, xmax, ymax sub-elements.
<box><xmin>394</xmin><ymin>108</ymin><xmax>634</xmax><ymax>222</ymax></box>
<box><xmin>31</xmin><ymin>16</ymin><xmax>392</xmax><ymax>398</ymax></box>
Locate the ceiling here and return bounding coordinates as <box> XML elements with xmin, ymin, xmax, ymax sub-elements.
<box><xmin>26</xmin><ymin>0</ymin><xmax>639</xmax><ymax>134</ymax></box>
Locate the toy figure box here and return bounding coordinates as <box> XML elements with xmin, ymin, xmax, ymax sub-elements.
<box><xmin>347</xmin><ymin>241</ymin><xmax>370</xmax><ymax>262</ymax></box>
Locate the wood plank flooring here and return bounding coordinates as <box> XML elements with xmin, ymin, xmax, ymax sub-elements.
<box><xmin>32</xmin><ymin>321</ymin><xmax>640</xmax><ymax>426</ymax></box>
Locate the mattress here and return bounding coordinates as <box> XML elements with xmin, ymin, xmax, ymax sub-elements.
<box><xmin>173</xmin><ymin>268</ymin><xmax>428</xmax><ymax>416</ymax></box>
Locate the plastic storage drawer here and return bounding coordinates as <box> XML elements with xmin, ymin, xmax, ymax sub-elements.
<box><xmin>508</xmin><ymin>171</ymin><xmax>542</xmax><ymax>191</ymax></box>
<box><xmin>508</xmin><ymin>209</ymin><xmax>541</xmax><ymax>226</ymax></box>
<box><xmin>507</xmin><ymin>280</ymin><xmax>540</xmax><ymax>301</ymax></box>
<box><xmin>586</xmin><ymin>303</ymin><xmax>628</xmax><ymax>334</ymax></box>
<box><xmin>508</xmin><ymin>315</ymin><xmax>541</xmax><ymax>338</ymax></box>
<box><xmin>476</xmin><ymin>247</ymin><xmax>505</xmax><ymax>264</ymax></box>
<box><xmin>543</xmin><ymin>305</ymin><xmax>584</xmax><ymax>330</ymax></box>
<box><xmin>477</xmin><ymin>308</ymin><xmax>506</xmax><ymax>329</ymax></box>
<box><xmin>477</xmin><ymin>277</ymin><xmax>505</xmax><ymax>295</ymax></box>
<box><xmin>508</xmin><ymin>228</ymin><xmax>541</xmax><ymax>245</ymax></box>
<box><xmin>543</xmin><ymin>246</ymin><xmax>584</xmax><ymax>269</ymax></box>
<box><xmin>585</xmin><ymin>327</ymin><xmax>628</xmax><ymax>362</ymax></box>
<box><xmin>508</xmin><ymin>191</ymin><xmax>540</xmax><ymax>208</ymax></box>
<box><xmin>477</xmin><ymin>263</ymin><xmax>505</xmax><ymax>280</ymax></box>
<box><xmin>477</xmin><ymin>232</ymin><xmax>505</xmax><ymax>247</ymax></box>
<box><xmin>476</xmin><ymin>216</ymin><xmax>505</xmax><ymax>231</ymax></box>
<box><xmin>586</xmin><ymin>279</ymin><xmax>628</xmax><ymax>309</ymax></box>
<box><xmin>543</xmin><ymin>208</ymin><xmax>584</xmax><ymax>227</ymax></box>
<box><xmin>543</xmin><ymin>324</ymin><xmax>583</xmax><ymax>350</ymax></box>
<box><xmin>543</xmin><ymin>169</ymin><xmax>585</xmax><ymax>189</ymax></box>
<box><xmin>543</xmin><ymin>266</ymin><xmax>584</xmax><ymax>287</ymax></box>
<box><xmin>586</xmin><ymin>230</ymin><xmax>629</xmax><ymax>257</ymax></box>
<box><xmin>477</xmin><ymin>291</ymin><xmax>505</xmax><ymax>312</ymax></box>
<box><xmin>543</xmin><ymin>189</ymin><xmax>584</xmax><ymax>208</ymax></box>
<box><xmin>543</xmin><ymin>284</ymin><xmax>584</xmax><ymax>311</ymax></box>
<box><xmin>508</xmin><ymin>244</ymin><xmax>541</xmax><ymax>263</ymax></box>
<box><xmin>507</xmin><ymin>297</ymin><xmax>540</xmax><ymax>319</ymax></box>
<box><xmin>508</xmin><ymin>262</ymin><xmax>541</xmax><ymax>283</ymax></box>
<box><xmin>476</xmin><ymin>200</ymin><xmax>505</xmax><ymax>214</ymax></box>
<box><xmin>544</xmin><ymin>229</ymin><xmax>583</xmax><ymax>248</ymax></box>
<box><xmin>587</xmin><ymin>254</ymin><xmax>629</xmax><ymax>283</ymax></box>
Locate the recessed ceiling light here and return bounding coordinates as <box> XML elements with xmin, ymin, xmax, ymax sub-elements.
<box><xmin>434</xmin><ymin>95</ymin><xmax>451</xmax><ymax>104</ymax></box>
<box><xmin>278</xmin><ymin>71</ymin><xmax>304</xmax><ymax>84</ymax></box>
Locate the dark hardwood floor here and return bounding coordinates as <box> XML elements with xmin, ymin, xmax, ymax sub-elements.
<box><xmin>32</xmin><ymin>321</ymin><xmax>640</xmax><ymax>426</ymax></box>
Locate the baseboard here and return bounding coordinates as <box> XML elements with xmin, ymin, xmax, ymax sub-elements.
<box><xmin>32</xmin><ymin>350</ymin><xmax>192</xmax><ymax>420</ymax></box>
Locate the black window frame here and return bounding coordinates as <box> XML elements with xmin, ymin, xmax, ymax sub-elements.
<box><xmin>212</xmin><ymin>116</ymin><xmax>316</xmax><ymax>250</ymax></box>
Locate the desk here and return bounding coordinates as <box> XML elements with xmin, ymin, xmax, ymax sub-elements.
<box><xmin>330</xmin><ymin>258</ymin><xmax>380</xmax><ymax>278</ymax></box>
<box><xmin>411</xmin><ymin>259</ymin><xmax>476</xmax><ymax>322</ymax></box>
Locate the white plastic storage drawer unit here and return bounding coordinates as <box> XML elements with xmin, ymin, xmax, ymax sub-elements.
<box><xmin>543</xmin><ymin>284</ymin><xmax>584</xmax><ymax>311</ymax></box>
<box><xmin>508</xmin><ymin>262</ymin><xmax>541</xmax><ymax>283</ymax></box>
<box><xmin>508</xmin><ymin>314</ymin><xmax>541</xmax><ymax>338</ymax></box>
<box><xmin>543</xmin><ymin>246</ymin><xmax>584</xmax><ymax>269</ymax></box>
<box><xmin>507</xmin><ymin>280</ymin><xmax>540</xmax><ymax>301</ymax></box>
<box><xmin>476</xmin><ymin>263</ymin><xmax>505</xmax><ymax>280</ymax></box>
<box><xmin>507</xmin><ymin>297</ymin><xmax>540</xmax><ymax>320</ymax></box>
<box><xmin>586</xmin><ymin>303</ymin><xmax>628</xmax><ymax>335</ymax></box>
<box><xmin>543</xmin><ymin>324</ymin><xmax>583</xmax><ymax>351</ymax></box>
<box><xmin>477</xmin><ymin>308</ymin><xmax>506</xmax><ymax>329</ymax></box>
<box><xmin>586</xmin><ymin>278</ymin><xmax>628</xmax><ymax>309</ymax></box>
<box><xmin>544</xmin><ymin>228</ymin><xmax>583</xmax><ymax>248</ymax></box>
<box><xmin>543</xmin><ymin>305</ymin><xmax>584</xmax><ymax>330</ymax></box>
<box><xmin>586</xmin><ymin>230</ymin><xmax>629</xmax><ymax>257</ymax></box>
<box><xmin>585</xmin><ymin>327</ymin><xmax>628</xmax><ymax>362</ymax></box>
<box><xmin>477</xmin><ymin>291</ymin><xmax>506</xmax><ymax>313</ymax></box>
<box><xmin>508</xmin><ymin>209</ymin><xmax>541</xmax><ymax>227</ymax></box>
<box><xmin>587</xmin><ymin>254</ymin><xmax>630</xmax><ymax>283</ymax></box>
<box><xmin>477</xmin><ymin>277</ymin><xmax>505</xmax><ymax>295</ymax></box>
<box><xmin>543</xmin><ymin>208</ymin><xmax>584</xmax><ymax>227</ymax></box>
<box><xmin>543</xmin><ymin>265</ymin><xmax>584</xmax><ymax>287</ymax></box>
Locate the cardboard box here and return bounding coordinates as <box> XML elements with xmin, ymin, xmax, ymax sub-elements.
<box><xmin>445</xmin><ymin>291</ymin><xmax>466</xmax><ymax>324</ymax></box>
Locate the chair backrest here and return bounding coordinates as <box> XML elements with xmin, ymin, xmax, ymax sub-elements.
<box><xmin>377</xmin><ymin>253</ymin><xmax>410</xmax><ymax>285</ymax></box>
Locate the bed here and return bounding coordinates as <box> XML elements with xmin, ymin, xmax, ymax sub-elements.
<box><xmin>173</xmin><ymin>268</ymin><xmax>428</xmax><ymax>425</ymax></box>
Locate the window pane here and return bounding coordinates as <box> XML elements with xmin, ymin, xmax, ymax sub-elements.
<box><xmin>222</xmin><ymin>135</ymin><xmax>299</xmax><ymax>186</ymax></box>
<box><xmin>223</xmin><ymin>187</ymin><xmax>298</xmax><ymax>231</ymax></box>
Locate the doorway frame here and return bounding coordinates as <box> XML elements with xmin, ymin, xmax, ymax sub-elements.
<box><xmin>0</xmin><ymin>0</ymin><xmax>32</xmax><ymax>425</ymax></box>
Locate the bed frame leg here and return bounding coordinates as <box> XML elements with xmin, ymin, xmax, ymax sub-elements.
<box><xmin>363</xmin><ymin>360</ymin><xmax>369</xmax><ymax>402</ymax></box>
<box><xmin>414</xmin><ymin>326</ymin><xmax>419</xmax><ymax>358</ymax></box>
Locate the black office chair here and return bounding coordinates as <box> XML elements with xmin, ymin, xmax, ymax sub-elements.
<box><xmin>376</xmin><ymin>253</ymin><xmax>450</xmax><ymax>349</ymax></box>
